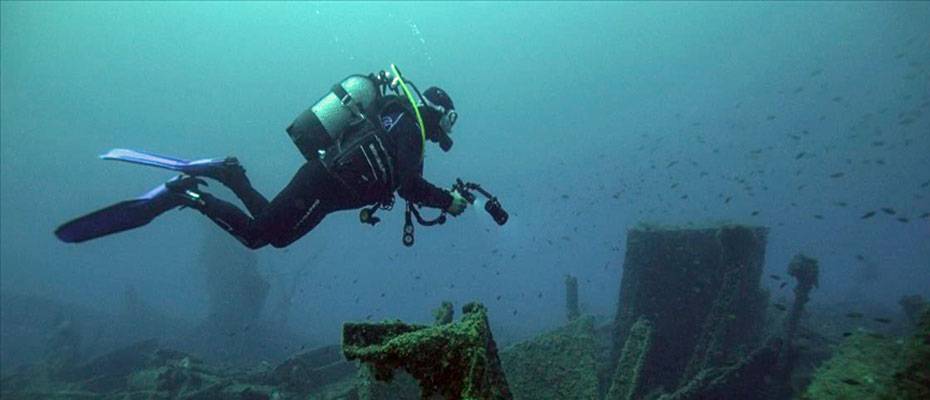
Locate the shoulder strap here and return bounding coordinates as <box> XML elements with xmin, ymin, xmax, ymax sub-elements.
<box><xmin>389</xmin><ymin>64</ymin><xmax>426</xmax><ymax>160</ymax></box>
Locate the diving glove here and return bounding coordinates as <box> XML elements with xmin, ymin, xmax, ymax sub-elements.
<box><xmin>447</xmin><ymin>190</ymin><xmax>468</xmax><ymax>216</ymax></box>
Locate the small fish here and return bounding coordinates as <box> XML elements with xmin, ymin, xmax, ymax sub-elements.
<box><xmin>841</xmin><ymin>378</ymin><xmax>862</xmax><ymax>386</ymax></box>
<box><xmin>921</xmin><ymin>180</ymin><xmax>930</xmax><ymax>188</ymax></box>
<box><xmin>873</xmin><ymin>318</ymin><xmax>892</xmax><ymax>324</ymax></box>
<box><xmin>795</xmin><ymin>151</ymin><xmax>806</xmax><ymax>160</ymax></box>
<box><xmin>832</xmin><ymin>96</ymin><xmax>843</xmax><ymax>102</ymax></box>
<box><xmin>680</xmin><ymin>194</ymin><xmax>689</xmax><ymax>200</ymax></box>
<box><xmin>667</xmin><ymin>160</ymin><xmax>679</xmax><ymax>168</ymax></box>
<box><xmin>779</xmin><ymin>282</ymin><xmax>788</xmax><ymax>289</ymax></box>
<box><xmin>834</xmin><ymin>201</ymin><xmax>848</xmax><ymax>207</ymax></box>
<box><xmin>871</xmin><ymin>141</ymin><xmax>885</xmax><ymax>147</ymax></box>
<box><xmin>813</xmin><ymin>214</ymin><xmax>824</xmax><ymax>220</ymax></box>
<box><xmin>766</xmin><ymin>115</ymin><xmax>776</xmax><ymax>121</ymax></box>
<box><xmin>881</xmin><ymin>207</ymin><xmax>896</xmax><ymax>215</ymax></box>
<box><xmin>897</xmin><ymin>217</ymin><xmax>910</xmax><ymax>223</ymax></box>
<box><xmin>846</xmin><ymin>312</ymin><xmax>864</xmax><ymax>319</ymax></box>
<box><xmin>856</xmin><ymin>254</ymin><xmax>865</xmax><ymax>261</ymax></box>
<box><xmin>751</xmin><ymin>210</ymin><xmax>760</xmax><ymax>216</ymax></box>
<box><xmin>561</xmin><ymin>194</ymin><xmax>570</xmax><ymax>199</ymax></box>
<box><xmin>842</xmin><ymin>332</ymin><xmax>853</xmax><ymax>337</ymax></box>
<box><xmin>810</xmin><ymin>69</ymin><xmax>823</xmax><ymax>77</ymax></box>
<box><xmin>868</xmin><ymin>333</ymin><xmax>886</xmax><ymax>339</ymax></box>
<box><xmin>861</xmin><ymin>211</ymin><xmax>876</xmax><ymax>219</ymax></box>
<box><xmin>773</xmin><ymin>303</ymin><xmax>787</xmax><ymax>311</ymax></box>
<box><xmin>769</xmin><ymin>274</ymin><xmax>782</xmax><ymax>281</ymax></box>
<box><xmin>920</xmin><ymin>213</ymin><xmax>930</xmax><ymax>219</ymax></box>
<box><xmin>830</xmin><ymin>172</ymin><xmax>845</xmax><ymax>178</ymax></box>
<box><xmin>724</xmin><ymin>196</ymin><xmax>732</xmax><ymax>204</ymax></box>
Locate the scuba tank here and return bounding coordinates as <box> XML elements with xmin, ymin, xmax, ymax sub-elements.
<box><xmin>286</xmin><ymin>75</ymin><xmax>382</xmax><ymax>161</ymax></box>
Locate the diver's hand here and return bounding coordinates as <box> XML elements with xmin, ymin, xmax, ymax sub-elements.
<box><xmin>447</xmin><ymin>190</ymin><xmax>468</xmax><ymax>216</ymax></box>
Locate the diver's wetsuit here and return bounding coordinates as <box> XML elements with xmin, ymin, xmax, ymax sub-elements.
<box><xmin>193</xmin><ymin>102</ymin><xmax>453</xmax><ymax>249</ymax></box>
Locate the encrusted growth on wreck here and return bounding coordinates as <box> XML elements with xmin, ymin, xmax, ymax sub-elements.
<box><xmin>500</xmin><ymin>316</ymin><xmax>599</xmax><ymax>400</ymax></box>
<box><xmin>342</xmin><ymin>302</ymin><xmax>512</xmax><ymax>400</ymax></box>
<box><xmin>606</xmin><ymin>317</ymin><xmax>654</xmax><ymax>400</ymax></box>
<box><xmin>610</xmin><ymin>225</ymin><xmax>769</xmax><ymax>394</ymax></box>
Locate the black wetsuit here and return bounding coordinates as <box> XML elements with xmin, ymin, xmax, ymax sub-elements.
<box><xmin>195</xmin><ymin>102</ymin><xmax>453</xmax><ymax>249</ymax></box>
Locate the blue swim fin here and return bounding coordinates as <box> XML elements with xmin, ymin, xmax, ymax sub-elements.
<box><xmin>55</xmin><ymin>176</ymin><xmax>204</xmax><ymax>243</ymax></box>
<box><xmin>100</xmin><ymin>148</ymin><xmax>229</xmax><ymax>176</ymax></box>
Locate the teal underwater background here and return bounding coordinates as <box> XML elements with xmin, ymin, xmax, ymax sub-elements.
<box><xmin>2</xmin><ymin>1</ymin><xmax>929</xmax><ymax>373</ymax></box>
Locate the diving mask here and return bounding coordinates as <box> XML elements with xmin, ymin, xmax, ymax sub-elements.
<box><xmin>423</xmin><ymin>97</ymin><xmax>457</xmax><ymax>136</ymax></box>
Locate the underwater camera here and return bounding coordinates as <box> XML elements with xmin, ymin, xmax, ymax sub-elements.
<box><xmin>452</xmin><ymin>179</ymin><xmax>509</xmax><ymax>226</ymax></box>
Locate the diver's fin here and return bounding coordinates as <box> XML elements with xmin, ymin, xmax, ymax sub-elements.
<box><xmin>54</xmin><ymin>176</ymin><xmax>203</xmax><ymax>243</ymax></box>
<box><xmin>100</xmin><ymin>148</ymin><xmax>227</xmax><ymax>175</ymax></box>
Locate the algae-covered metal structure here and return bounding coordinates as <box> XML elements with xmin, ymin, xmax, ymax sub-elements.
<box><xmin>3</xmin><ymin>224</ymin><xmax>928</xmax><ymax>399</ymax></box>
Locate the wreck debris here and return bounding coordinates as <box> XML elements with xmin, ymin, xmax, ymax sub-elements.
<box><xmin>681</xmin><ymin>226</ymin><xmax>768</xmax><ymax>382</ymax></box>
<box><xmin>610</xmin><ymin>225</ymin><xmax>769</xmax><ymax>395</ymax></box>
<box><xmin>801</xmin><ymin>308</ymin><xmax>930</xmax><ymax>399</ymax></box>
<box><xmin>606</xmin><ymin>317</ymin><xmax>655</xmax><ymax>400</ymax></box>
<box><xmin>784</xmin><ymin>254</ymin><xmax>819</xmax><ymax>343</ymax></box>
<box><xmin>434</xmin><ymin>301</ymin><xmax>455</xmax><ymax>325</ymax></box>
<box><xmin>45</xmin><ymin>316</ymin><xmax>82</xmax><ymax>377</ymax></box>
<box><xmin>0</xmin><ymin>339</ymin><xmax>282</xmax><ymax>399</ymax></box>
<box><xmin>356</xmin><ymin>365</ymin><xmax>422</xmax><ymax>400</ymax></box>
<box><xmin>892</xmin><ymin>309</ymin><xmax>930</xmax><ymax>399</ymax></box>
<box><xmin>659</xmin><ymin>339</ymin><xmax>784</xmax><ymax>400</ymax></box>
<box><xmin>899</xmin><ymin>294</ymin><xmax>928</xmax><ymax>325</ymax></box>
<box><xmin>266</xmin><ymin>344</ymin><xmax>356</xmax><ymax>393</ymax></box>
<box><xmin>767</xmin><ymin>254</ymin><xmax>821</xmax><ymax>398</ymax></box>
<box><xmin>565</xmin><ymin>274</ymin><xmax>580</xmax><ymax>322</ymax></box>
<box><xmin>342</xmin><ymin>302</ymin><xmax>513</xmax><ymax>400</ymax></box>
<box><xmin>500</xmin><ymin>316</ymin><xmax>599</xmax><ymax>400</ymax></box>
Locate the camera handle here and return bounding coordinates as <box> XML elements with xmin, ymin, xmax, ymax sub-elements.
<box><xmin>399</xmin><ymin>178</ymin><xmax>508</xmax><ymax>247</ymax></box>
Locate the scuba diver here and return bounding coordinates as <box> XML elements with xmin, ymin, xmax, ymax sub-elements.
<box><xmin>56</xmin><ymin>65</ymin><xmax>506</xmax><ymax>249</ymax></box>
